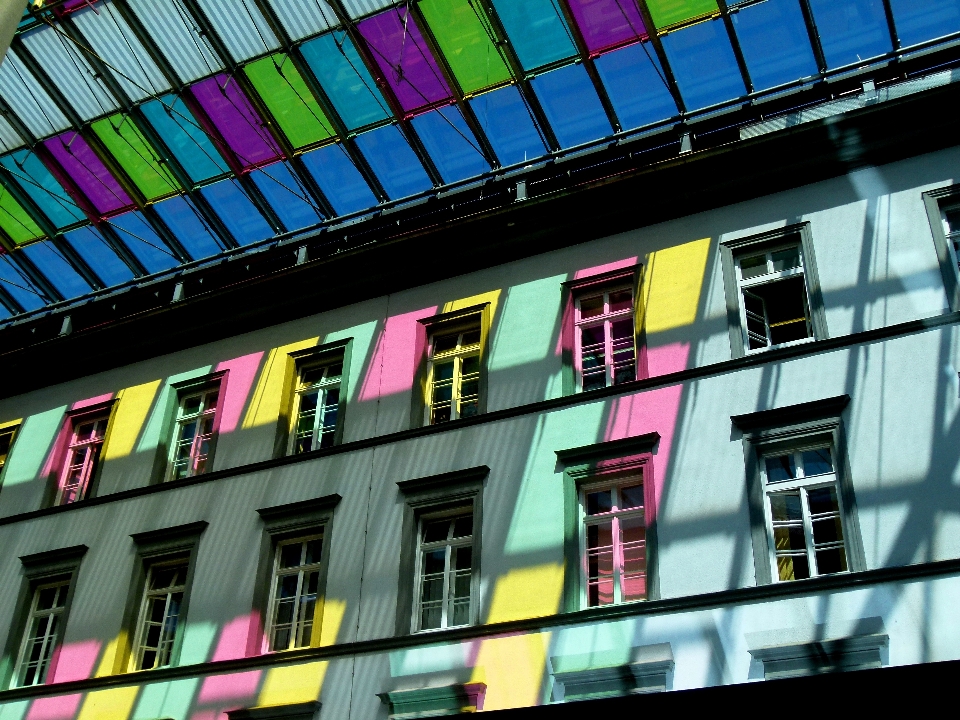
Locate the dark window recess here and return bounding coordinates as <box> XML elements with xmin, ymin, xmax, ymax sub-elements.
<box><xmin>743</xmin><ymin>276</ymin><xmax>812</xmax><ymax>349</ymax></box>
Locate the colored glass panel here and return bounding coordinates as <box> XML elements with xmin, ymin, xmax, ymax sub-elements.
<box><xmin>300</xmin><ymin>31</ymin><xmax>391</xmax><ymax>131</ymax></box>
<box><xmin>140</xmin><ymin>96</ymin><xmax>230</xmax><ymax>185</ymax></box>
<box><xmin>249</xmin><ymin>163</ymin><xmax>325</xmax><ymax>231</ymax></box>
<box><xmin>357</xmin><ymin>7</ymin><xmax>451</xmax><ymax>113</ymax></box>
<box><xmin>300</xmin><ymin>143</ymin><xmax>378</xmax><ymax>216</ymax></box>
<box><xmin>190</xmin><ymin>74</ymin><xmax>283</xmax><ymax>171</ymax></box>
<box><xmin>107</xmin><ymin>212</ymin><xmax>180</xmax><ymax>273</ymax></box>
<box><xmin>43</xmin><ymin>133</ymin><xmax>133</xmax><ymax>217</ymax></box>
<box><xmin>661</xmin><ymin>18</ymin><xmax>746</xmax><ymax>110</ymax></box>
<box><xmin>889</xmin><ymin>0</ymin><xmax>960</xmax><ymax>47</ymax></box>
<box><xmin>566</xmin><ymin>0</ymin><xmax>647</xmax><ymax>54</ymax></box>
<box><xmin>0</xmin><ymin>302</ymin><xmax>10</xmax><ymax>320</ymax></box>
<box><xmin>488</xmin><ymin>0</ymin><xmax>577</xmax><ymax>70</ymax></box>
<box><xmin>200</xmin><ymin>180</ymin><xmax>274</xmax><ymax>246</ymax></box>
<box><xmin>531</xmin><ymin>63</ymin><xmax>611</xmax><ymax>148</ymax></box>
<box><xmin>91</xmin><ymin>115</ymin><xmax>181</xmax><ymax>201</ymax></box>
<box><xmin>594</xmin><ymin>42</ymin><xmax>678</xmax><ymax>130</ymax></box>
<box><xmin>243</xmin><ymin>55</ymin><xmax>336</xmax><ymax>150</ymax></box>
<box><xmin>732</xmin><ymin>0</ymin><xmax>818</xmax><ymax>91</ymax></box>
<box><xmin>0</xmin><ymin>254</ymin><xmax>47</xmax><ymax>309</ymax></box>
<box><xmin>153</xmin><ymin>196</ymin><xmax>225</xmax><ymax>260</ymax></box>
<box><xmin>418</xmin><ymin>0</ymin><xmax>511</xmax><ymax>94</ymax></box>
<box><xmin>63</xmin><ymin>226</ymin><xmax>135</xmax><ymax>286</ymax></box>
<box><xmin>808</xmin><ymin>0</ymin><xmax>892</xmax><ymax>69</ymax></box>
<box><xmin>0</xmin><ymin>150</ymin><xmax>86</xmax><ymax>229</ymax></box>
<box><xmin>645</xmin><ymin>0</ymin><xmax>718</xmax><ymax>29</ymax></box>
<box><xmin>469</xmin><ymin>85</ymin><xmax>547</xmax><ymax>167</ymax></box>
<box><xmin>0</xmin><ymin>185</ymin><xmax>44</xmax><ymax>245</ymax></box>
<box><xmin>354</xmin><ymin>124</ymin><xmax>432</xmax><ymax>199</ymax></box>
<box><xmin>412</xmin><ymin>106</ymin><xmax>490</xmax><ymax>183</ymax></box>
<box><xmin>21</xmin><ymin>241</ymin><xmax>93</xmax><ymax>299</ymax></box>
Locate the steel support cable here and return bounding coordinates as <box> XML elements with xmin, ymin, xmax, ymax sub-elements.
<box><xmin>331</xmin><ymin>30</ymin><xmax>393</xmax><ymax>116</ymax></box>
<box><xmin>270</xmin><ymin>54</ymin><xmax>338</xmax><ymax>138</ymax></box>
<box><xmin>310</xmin><ymin>0</ymin><xmax>338</xmax><ymax>30</ymax></box>
<box><xmin>0</xmin><ymin>186</ymin><xmax>45</xmax><ymax>237</ymax></box>
<box><xmin>7</xmin><ymin>153</ymin><xmax>91</xmax><ymax>217</ymax></box>
<box><xmin>239</xmin><ymin>0</ymin><xmax>275</xmax><ymax>56</ymax></box>
<box><xmin>101</xmin><ymin>0</ymin><xmax>166</xmax><ymax>98</ymax></box>
<box><xmin>179</xmin><ymin>193</ymin><xmax>228</xmax><ymax>250</ymax></box>
<box><xmin>170</xmin><ymin>0</ymin><xmax>222</xmax><ymax>78</ymax></box>
<box><xmin>0</xmin><ymin>255</ymin><xmax>48</xmax><ymax>298</ymax></box>
<box><xmin>107</xmin><ymin>115</ymin><xmax>180</xmax><ymax>191</ymax></box>
<box><xmin>8</xmin><ymin>56</ymin><xmax>61</xmax><ymax>136</ymax></box>
<box><xmin>105</xmin><ymin>215</ymin><xmax>181</xmax><ymax>259</ymax></box>
<box><xmin>59</xmin><ymin>136</ymin><xmax>135</xmax><ymax>211</ymax></box>
<box><xmin>547</xmin><ymin>0</ymin><xmax>579</xmax><ymax>48</ymax></box>
<box><xmin>45</xmin><ymin>20</ymin><xmax>113</xmax><ymax>119</ymax></box>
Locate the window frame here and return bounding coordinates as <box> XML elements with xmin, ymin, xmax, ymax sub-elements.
<box><xmin>12</xmin><ymin>578</ymin><xmax>71</xmax><ymax>688</ymax></box>
<box><xmin>289</xmin><ymin>360</ymin><xmax>343</xmax><ymax>455</ymax></box>
<box><xmin>412</xmin><ymin>506</ymin><xmax>475</xmax><ymax>633</ymax></box>
<box><xmin>922</xmin><ymin>185</ymin><xmax>960</xmax><ymax>312</ymax></box>
<box><xmin>264</xmin><ymin>532</ymin><xmax>325</xmax><ymax>652</ymax></box>
<box><xmin>53</xmin><ymin>410</ymin><xmax>111</xmax><ymax>506</ymax></box>
<box><xmin>424</xmin><ymin>323</ymin><xmax>482</xmax><ymax>425</ymax></box>
<box><xmin>573</xmin><ymin>285</ymin><xmax>638</xmax><ymax>393</ymax></box>
<box><xmin>130</xmin><ymin>556</ymin><xmax>190</xmax><ymax>672</ymax></box>
<box><xmin>0</xmin><ymin>420</ymin><xmax>21</xmax><ymax>489</ymax></box>
<box><xmin>165</xmin><ymin>375</ymin><xmax>225</xmax><ymax>483</ymax></box>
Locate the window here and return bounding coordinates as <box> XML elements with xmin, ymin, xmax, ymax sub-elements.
<box><xmin>735</xmin><ymin>243</ymin><xmax>813</xmax><ymax>351</ymax></box>
<box><xmin>131</xmin><ymin>559</ymin><xmax>188</xmax><ymax>670</ymax></box>
<box><xmin>169</xmin><ymin>385</ymin><xmax>220</xmax><ymax>481</ymax></box>
<box><xmin>267</xmin><ymin>535</ymin><xmax>323</xmax><ymax>651</ymax></box>
<box><xmin>762</xmin><ymin>446</ymin><xmax>849</xmax><ymax>582</ymax></box>
<box><xmin>941</xmin><ymin>203</ymin><xmax>960</xmax><ymax>273</ymax></box>
<box><xmin>12</xmin><ymin>580</ymin><xmax>70</xmax><ymax>687</ymax></box>
<box><xmin>426</xmin><ymin>326</ymin><xmax>481</xmax><ymax>424</ymax></box>
<box><xmin>415</xmin><ymin>510</ymin><xmax>474</xmax><ymax>631</ymax></box>
<box><xmin>575</xmin><ymin>287</ymin><xmax>636</xmax><ymax>391</ymax></box>
<box><xmin>292</xmin><ymin>362</ymin><xmax>341</xmax><ymax>453</ymax></box>
<box><xmin>580</xmin><ymin>477</ymin><xmax>646</xmax><ymax>607</ymax></box>
<box><xmin>0</xmin><ymin>424</ymin><xmax>17</xmax><ymax>472</ymax></box>
<box><xmin>55</xmin><ymin>415</ymin><xmax>108</xmax><ymax>505</ymax></box>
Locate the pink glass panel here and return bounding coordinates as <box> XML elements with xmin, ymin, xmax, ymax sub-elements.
<box><xmin>357</xmin><ymin>8</ymin><xmax>451</xmax><ymax>113</ymax></box>
<box><xmin>586</xmin><ymin>520</ymin><xmax>614</xmax><ymax>605</ymax></box>
<box><xmin>620</xmin><ymin>516</ymin><xmax>647</xmax><ymax>601</ymax></box>
<box><xmin>43</xmin><ymin>132</ymin><xmax>132</xmax><ymax>217</ymax></box>
<box><xmin>567</xmin><ymin>0</ymin><xmax>647</xmax><ymax>54</ymax></box>
<box><xmin>190</xmin><ymin>74</ymin><xmax>282</xmax><ymax>170</ymax></box>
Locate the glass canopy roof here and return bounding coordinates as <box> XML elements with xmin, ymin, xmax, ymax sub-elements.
<box><xmin>0</xmin><ymin>0</ymin><xmax>957</xmax><ymax>317</ymax></box>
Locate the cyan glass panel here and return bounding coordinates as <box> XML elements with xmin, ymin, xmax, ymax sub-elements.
<box><xmin>889</xmin><ymin>0</ymin><xmax>960</xmax><ymax>47</ymax></box>
<box><xmin>0</xmin><ymin>254</ymin><xmax>47</xmax><ymax>309</ymax></box>
<box><xmin>530</xmin><ymin>63</ymin><xmax>611</xmax><ymax>149</ymax></box>
<box><xmin>300</xmin><ymin>143</ymin><xmax>379</xmax><ymax>216</ymax></box>
<box><xmin>200</xmin><ymin>180</ymin><xmax>274</xmax><ymax>246</ymax></box>
<box><xmin>661</xmin><ymin>19</ymin><xmax>746</xmax><ymax>110</ymax></box>
<box><xmin>594</xmin><ymin>42</ymin><xmax>678</xmax><ymax>131</ymax></box>
<box><xmin>353</xmin><ymin>125</ymin><xmax>432</xmax><ymax>200</ymax></box>
<box><xmin>469</xmin><ymin>85</ymin><xmax>546</xmax><ymax>167</ymax></box>
<box><xmin>0</xmin><ymin>150</ymin><xmax>86</xmax><ymax>229</ymax></box>
<box><xmin>152</xmin><ymin>196</ymin><xmax>224</xmax><ymax>260</ymax></box>
<box><xmin>411</xmin><ymin>106</ymin><xmax>490</xmax><ymax>184</ymax></box>
<box><xmin>300</xmin><ymin>31</ymin><xmax>391</xmax><ymax>131</ymax></box>
<box><xmin>140</xmin><ymin>95</ymin><xmax>230</xmax><ymax>184</ymax></box>
<box><xmin>808</xmin><ymin>0</ymin><xmax>892</xmax><ymax>69</ymax></box>
<box><xmin>107</xmin><ymin>211</ymin><xmax>180</xmax><ymax>273</ymax></box>
<box><xmin>489</xmin><ymin>0</ymin><xmax>577</xmax><ymax>71</ymax></box>
<box><xmin>64</xmin><ymin>226</ymin><xmax>135</xmax><ymax>286</ymax></box>
<box><xmin>21</xmin><ymin>240</ymin><xmax>93</xmax><ymax>299</ymax></box>
<box><xmin>249</xmin><ymin>162</ymin><xmax>325</xmax><ymax>231</ymax></box>
<box><xmin>733</xmin><ymin>0</ymin><xmax>819</xmax><ymax>90</ymax></box>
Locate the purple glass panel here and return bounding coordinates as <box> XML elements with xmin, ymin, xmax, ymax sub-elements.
<box><xmin>567</xmin><ymin>0</ymin><xmax>647</xmax><ymax>54</ymax></box>
<box><xmin>190</xmin><ymin>74</ymin><xmax>282</xmax><ymax>170</ymax></box>
<box><xmin>43</xmin><ymin>132</ymin><xmax>132</xmax><ymax>217</ymax></box>
<box><xmin>357</xmin><ymin>8</ymin><xmax>451</xmax><ymax>113</ymax></box>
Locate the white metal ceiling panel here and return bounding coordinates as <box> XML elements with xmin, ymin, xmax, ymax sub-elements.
<box><xmin>0</xmin><ymin>115</ymin><xmax>23</xmax><ymax>152</ymax></box>
<box><xmin>339</xmin><ymin>0</ymin><xmax>396</xmax><ymax>20</ymax></box>
<box><xmin>124</xmin><ymin>0</ymin><xmax>223</xmax><ymax>84</ymax></box>
<box><xmin>0</xmin><ymin>49</ymin><xmax>70</xmax><ymax>136</ymax></box>
<box><xmin>263</xmin><ymin>0</ymin><xmax>338</xmax><ymax>41</ymax></box>
<box><xmin>71</xmin><ymin>0</ymin><xmax>170</xmax><ymax>102</ymax></box>
<box><xmin>194</xmin><ymin>0</ymin><xmax>280</xmax><ymax>63</ymax></box>
<box><xmin>20</xmin><ymin>26</ymin><xmax>118</xmax><ymax>121</ymax></box>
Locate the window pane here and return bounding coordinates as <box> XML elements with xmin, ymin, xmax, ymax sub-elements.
<box><xmin>807</xmin><ymin>485</ymin><xmax>841</xmax><ymax>516</ymax></box>
<box><xmin>579</xmin><ymin>294</ymin><xmax>604</xmax><ymax>318</ymax></box>
<box><xmin>771</xmin><ymin>247</ymin><xmax>801</xmax><ymax>272</ymax></box>
<box><xmin>740</xmin><ymin>253</ymin><xmax>767</xmax><ymax>278</ymax></box>
<box><xmin>777</xmin><ymin>553</ymin><xmax>810</xmax><ymax>581</ymax></box>
<box><xmin>815</xmin><ymin>547</ymin><xmax>847</xmax><ymax>575</ymax></box>
<box><xmin>586</xmin><ymin>489</ymin><xmax>613</xmax><ymax>515</ymax></box>
<box><xmin>609</xmin><ymin>289</ymin><xmax>632</xmax><ymax>312</ymax></box>
<box><xmin>802</xmin><ymin>448</ymin><xmax>833</xmax><ymax>476</ymax></box>
<box><xmin>453</xmin><ymin>515</ymin><xmax>473</xmax><ymax>538</ymax></box>
<box><xmin>770</xmin><ymin>491</ymin><xmax>803</xmax><ymax>521</ymax></box>
<box><xmin>765</xmin><ymin>454</ymin><xmax>796</xmax><ymax>482</ymax></box>
<box><xmin>620</xmin><ymin>484</ymin><xmax>644</xmax><ymax>509</ymax></box>
<box><xmin>586</xmin><ymin>520</ymin><xmax>614</xmax><ymax>606</ymax></box>
<box><xmin>423</xmin><ymin>519</ymin><xmax>450</xmax><ymax>543</ymax></box>
<box><xmin>620</xmin><ymin>515</ymin><xmax>646</xmax><ymax>602</ymax></box>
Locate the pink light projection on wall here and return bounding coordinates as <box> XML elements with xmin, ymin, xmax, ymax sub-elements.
<box><xmin>359</xmin><ymin>307</ymin><xmax>437</xmax><ymax>401</ymax></box>
<box><xmin>215</xmin><ymin>352</ymin><xmax>265</xmax><ymax>434</ymax></box>
<box><xmin>25</xmin><ymin>694</ymin><xmax>82</xmax><ymax>720</ymax></box>
<box><xmin>70</xmin><ymin>393</ymin><xmax>113</xmax><ymax>410</ymax></box>
<box><xmin>48</xmin><ymin>639</ymin><xmax>102</xmax><ymax>683</ymax></box>
<box><xmin>645</xmin><ymin>341</ymin><xmax>690</xmax><ymax>378</ymax></box>
<box><xmin>211</xmin><ymin>613</ymin><xmax>256</xmax><ymax>661</ymax></box>
<box><xmin>573</xmin><ymin>256</ymin><xmax>638</xmax><ymax>279</ymax></box>
<box><xmin>198</xmin><ymin>670</ymin><xmax>262</xmax><ymax>705</ymax></box>
<box><xmin>558</xmin><ymin>257</ymin><xmax>639</xmax><ymax>357</ymax></box>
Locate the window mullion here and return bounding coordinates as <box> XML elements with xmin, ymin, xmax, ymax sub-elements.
<box><xmin>312</xmin><ymin>386</ymin><xmax>324</xmax><ymax>449</ymax></box>
<box><xmin>800</xmin><ymin>487</ymin><xmax>818</xmax><ymax>577</ymax></box>
<box><xmin>440</xmin><ymin>542</ymin><xmax>452</xmax><ymax>629</ymax></box>
<box><xmin>292</xmin><ymin>569</ymin><xmax>306</xmax><ymax>650</ymax></box>
<box><xmin>612</xmin><ymin>513</ymin><xmax>622</xmax><ymax>605</ymax></box>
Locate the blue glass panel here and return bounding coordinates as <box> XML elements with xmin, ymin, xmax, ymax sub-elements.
<box><xmin>661</xmin><ymin>19</ymin><xmax>746</xmax><ymax>110</ymax></box>
<box><xmin>140</xmin><ymin>95</ymin><xmax>230</xmax><ymax>183</ymax></box>
<box><xmin>0</xmin><ymin>254</ymin><xmax>47</xmax><ymax>309</ymax></box>
<box><xmin>469</xmin><ymin>85</ymin><xmax>547</xmax><ymax>167</ymax></box>
<box><xmin>21</xmin><ymin>240</ymin><xmax>93</xmax><ymax>299</ymax></box>
<box><xmin>152</xmin><ymin>196</ymin><xmax>224</xmax><ymax>260</ymax></box>
<box><xmin>889</xmin><ymin>0</ymin><xmax>960</xmax><ymax>47</ymax></box>
<box><xmin>200</xmin><ymin>179</ymin><xmax>274</xmax><ymax>246</ymax></box>
<box><xmin>249</xmin><ymin>162</ymin><xmax>324</xmax><ymax>232</ymax></box>
<box><xmin>354</xmin><ymin>125</ymin><xmax>432</xmax><ymax>200</ymax></box>
<box><xmin>0</xmin><ymin>149</ymin><xmax>86</xmax><ymax>229</ymax></box>
<box><xmin>0</xmin><ymin>301</ymin><xmax>10</xmax><ymax>319</ymax></box>
<box><xmin>64</xmin><ymin>226</ymin><xmax>135</xmax><ymax>286</ymax></box>
<box><xmin>594</xmin><ymin>42</ymin><xmax>678</xmax><ymax>131</ymax></box>
<box><xmin>530</xmin><ymin>63</ymin><xmax>611</xmax><ymax>149</ymax></box>
<box><xmin>808</xmin><ymin>0</ymin><xmax>892</xmax><ymax>69</ymax></box>
<box><xmin>107</xmin><ymin>211</ymin><xmax>180</xmax><ymax>273</ymax></box>
<box><xmin>411</xmin><ymin>106</ymin><xmax>489</xmax><ymax>184</ymax></box>
<box><xmin>300</xmin><ymin>143</ymin><xmax>378</xmax><ymax>216</ymax></box>
<box><xmin>300</xmin><ymin>31</ymin><xmax>391</xmax><ymax>131</ymax></box>
<box><xmin>732</xmin><ymin>0</ymin><xmax>819</xmax><ymax>90</ymax></box>
<box><xmin>489</xmin><ymin>0</ymin><xmax>577</xmax><ymax>70</ymax></box>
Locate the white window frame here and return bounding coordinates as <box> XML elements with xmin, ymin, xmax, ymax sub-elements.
<box><xmin>12</xmin><ymin>579</ymin><xmax>70</xmax><ymax>688</ymax></box>
<box><xmin>412</xmin><ymin>507</ymin><xmax>475</xmax><ymax>633</ymax></box>
<box><xmin>168</xmin><ymin>385</ymin><xmax>220</xmax><ymax>481</ymax></box>
<box><xmin>940</xmin><ymin>202</ymin><xmax>960</xmax><ymax>274</ymax></box>
<box><xmin>573</xmin><ymin>285</ymin><xmax>636</xmax><ymax>392</ymax></box>
<box><xmin>761</xmin><ymin>444</ymin><xmax>850</xmax><ymax>583</ymax></box>
<box><xmin>265</xmin><ymin>533</ymin><xmax>324</xmax><ymax>652</ymax></box>
<box><xmin>424</xmin><ymin>325</ymin><xmax>481</xmax><ymax>425</ymax></box>
<box><xmin>55</xmin><ymin>414</ymin><xmax>108</xmax><ymax>505</ymax></box>
<box><xmin>0</xmin><ymin>424</ymin><xmax>18</xmax><ymax>472</ymax></box>
<box><xmin>578</xmin><ymin>475</ymin><xmax>646</xmax><ymax>608</ymax></box>
<box><xmin>290</xmin><ymin>361</ymin><xmax>342</xmax><ymax>454</ymax></box>
<box><xmin>130</xmin><ymin>559</ymin><xmax>188</xmax><ymax>671</ymax></box>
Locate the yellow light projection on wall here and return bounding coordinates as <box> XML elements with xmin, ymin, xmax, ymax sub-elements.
<box><xmin>241</xmin><ymin>339</ymin><xmax>320</xmax><ymax>430</ymax></box>
<box><xmin>441</xmin><ymin>289</ymin><xmax>501</xmax><ymax>319</ymax></box>
<box><xmin>469</xmin><ymin>632</ymin><xmax>552</xmax><ymax>711</ymax></box>
<box><xmin>256</xmin><ymin>662</ymin><xmax>327</xmax><ymax>707</ymax></box>
<box><xmin>75</xmin><ymin>687</ymin><xmax>139</xmax><ymax>720</ymax></box>
<box><xmin>101</xmin><ymin>381</ymin><xmax>162</xmax><ymax>461</ymax></box>
<box><xmin>485</xmin><ymin>564</ymin><xmax>564</xmax><ymax>624</ymax></box>
<box><xmin>640</xmin><ymin>238</ymin><xmax>711</xmax><ymax>334</ymax></box>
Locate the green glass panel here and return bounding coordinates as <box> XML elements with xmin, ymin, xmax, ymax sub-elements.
<box><xmin>645</xmin><ymin>0</ymin><xmax>719</xmax><ymax>29</ymax></box>
<box><xmin>91</xmin><ymin>114</ymin><xmax>181</xmax><ymax>201</ymax></box>
<box><xmin>0</xmin><ymin>184</ymin><xmax>44</xmax><ymax>244</ymax></box>
<box><xmin>244</xmin><ymin>54</ymin><xmax>336</xmax><ymax>149</ymax></box>
<box><xmin>420</xmin><ymin>0</ymin><xmax>512</xmax><ymax>94</ymax></box>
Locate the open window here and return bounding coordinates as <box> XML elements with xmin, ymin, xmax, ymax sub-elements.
<box><xmin>291</xmin><ymin>361</ymin><xmax>342</xmax><ymax>453</ymax></box>
<box><xmin>54</xmin><ymin>412</ymin><xmax>109</xmax><ymax>505</ymax></box>
<box><xmin>922</xmin><ymin>186</ymin><xmax>960</xmax><ymax>312</ymax></box>
<box><xmin>0</xmin><ymin>422</ymin><xmax>20</xmax><ymax>479</ymax></box>
<box><xmin>167</xmin><ymin>378</ymin><xmax>223</xmax><ymax>482</ymax></box>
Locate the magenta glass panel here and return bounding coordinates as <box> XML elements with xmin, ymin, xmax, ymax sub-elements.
<box><xmin>567</xmin><ymin>0</ymin><xmax>647</xmax><ymax>54</ymax></box>
<box><xmin>190</xmin><ymin>74</ymin><xmax>282</xmax><ymax>170</ymax></box>
<box><xmin>43</xmin><ymin>132</ymin><xmax>132</xmax><ymax>217</ymax></box>
<box><xmin>357</xmin><ymin>8</ymin><xmax>451</xmax><ymax>113</ymax></box>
